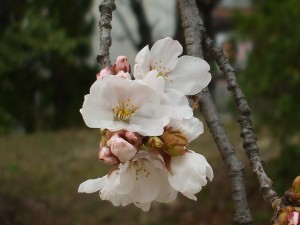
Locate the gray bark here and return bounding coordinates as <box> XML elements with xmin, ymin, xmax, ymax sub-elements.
<box><xmin>179</xmin><ymin>0</ymin><xmax>253</xmax><ymax>224</ymax></box>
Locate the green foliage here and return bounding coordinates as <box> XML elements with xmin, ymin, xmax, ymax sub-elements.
<box><xmin>0</xmin><ymin>0</ymin><xmax>97</xmax><ymax>133</ymax></box>
<box><xmin>237</xmin><ymin>0</ymin><xmax>300</xmax><ymax>142</ymax></box>
<box><xmin>267</xmin><ymin>145</ymin><xmax>300</xmax><ymax>195</ymax></box>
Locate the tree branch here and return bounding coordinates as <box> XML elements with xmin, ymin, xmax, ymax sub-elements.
<box><xmin>96</xmin><ymin>0</ymin><xmax>116</xmax><ymax>68</ymax></box>
<box><xmin>179</xmin><ymin>0</ymin><xmax>252</xmax><ymax>224</ymax></box>
<box><xmin>203</xmin><ymin>34</ymin><xmax>281</xmax><ymax>209</ymax></box>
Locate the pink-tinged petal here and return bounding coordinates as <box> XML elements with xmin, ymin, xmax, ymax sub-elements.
<box><xmin>134</xmin><ymin>45</ymin><xmax>151</xmax><ymax>79</ymax></box>
<box><xmin>78</xmin><ymin>177</ymin><xmax>106</xmax><ymax>193</ymax></box>
<box><xmin>166</xmin><ymin>55</ymin><xmax>211</xmax><ymax>95</ymax></box>
<box><xmin>96</xmin><ymin>67</ymin><xmax>112</xmax><ymax>79</ymax></box>
<box><xmin>150</xmin><ymin>37</ymin><xmax>183</xmax><ymax>74</ymax></box>
<box><xmin>115</xmin><ymin>71</ymin><xmax>132</xmax><ymax>80</ymax></box>
<box><xmin>99</xmin><ymin>147</ymin><xmax>120</xmax><ymax>165</ymax></box>
<box><xmin>109</xmin><ymin>136</ymin><xmax>137</xmax><ymax>163</ymax></box>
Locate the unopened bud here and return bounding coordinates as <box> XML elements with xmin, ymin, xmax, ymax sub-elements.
<box><xmin>99</xmin><ymin>147</ymin><xmax>119</xmax><ymax>165</ymax></box>
<box><xmin>291</xmin><ymin>176</ymin><xmax>300</xmax><ymax>205</ymax></box>
<box><xmin>292</xmin><ymin>176</ymin><xmax>300</xmax><ymax>194</ymax></box>
<box><xmin>160</xmin><ymin>130</ymin><xmax>188</xmax><ymax>156</ymax></box>
<box><xmin>146</xmin><ymin>136</ymin><xmax>164</xmax><ymax>150</ymax></box>
<box><xmin>113</xmin><ymin>55</ymin><xmax>131</xmax><ymax>74</ymax></box>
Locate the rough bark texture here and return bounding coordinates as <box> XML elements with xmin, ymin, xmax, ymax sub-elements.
<box><xmin>97</xmin><ymin>0</ymin><xmax>116</xmax><ymax>68</ymax></box>
<box><xmin>203</xmin><ymin>34</ymin><xmax>281</xmax><ymax>209</ymax></box>
<box><xmin>179</xmin><ymin>0</ymin><xmax>253</xmax><ymax>224</ymax></box>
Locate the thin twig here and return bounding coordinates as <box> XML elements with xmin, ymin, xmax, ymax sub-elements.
<box><xmin>179</xmin><ymin>0</ymin><xmax>252</xmax><ymax>224</ymax></box>
<box><xmin>97</xmin><ymin>0</ymin><xmax>116</xmax><ymax>68</ymax></box>
<box><xmin>203</xmin><ymin>34</ymin><xmax>281</xmax><ymax>209</ymax></box>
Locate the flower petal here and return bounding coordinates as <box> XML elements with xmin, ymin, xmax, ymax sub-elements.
<box><xmin>166</xmin><ymin>55</ymin><xmax>211</xmax><ymax>95</ymax></box>
<box><xmin>150</xmin><ymin>37</ymin><xmax>183</xmax><ymax>73</ymax></box>
<box><xmin>78</xmin><ymin>177</ymin><xmax>106</xmax><ymax>193</ymax></box>
<box><xmin>168</xmin><ymin>151</ymin><xmax>213</xmax><ymax>196</ymax></box>
<box><xmin>134</xmin><ymin>45</ymin><xmax>151</xmax><ymax>79</ymax></box>
<box><xmin>162</xmin><ymin>88</ymin><xmax>193</xmax><ymax>120</ymax></box>
<box><xmin>130</xmin><ymin>104</ymin><xmax>172</xmax><ymax>136</ymax></box>
<box><xmin>167</xmin><ymin>117</ymin><xmax>204</xmax><ymax>142</ymax></box>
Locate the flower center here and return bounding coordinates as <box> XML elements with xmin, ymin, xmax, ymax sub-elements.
<box><xmin>133</xmin><ymin>161</ymin><xmax>150</xmax><ymax>180</ymax></box>
<box><xmin>151</xmin><ymin>60</ymin><xmax>172</xmax><ymax>77</ymax></box>
<box><xmin>113</xmin><ymin>99</ymin><xmax>139</xmax><ymax>122</ymax></box>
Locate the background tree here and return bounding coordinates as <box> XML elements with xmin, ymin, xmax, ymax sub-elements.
<box><xmin>0</xmin><ymin>0</ymin><xmax>96</xmax><ymax>132</ymax></box>
<box><xmin>237</xmin><ymin>0</ymin><xmax>300</xmax><ymax>191</ymax></box>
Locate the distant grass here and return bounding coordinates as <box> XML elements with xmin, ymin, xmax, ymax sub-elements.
<box><xmin>0</xmin><ymin>121</ymin><xmax>279</xmax><ymax>225</ymax></box>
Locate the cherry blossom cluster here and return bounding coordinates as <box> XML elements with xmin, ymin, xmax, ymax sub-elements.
<box><xmin>78</xmin><ymin>37</ymin><xmax>213</xmax><ymax>211</ymax></box>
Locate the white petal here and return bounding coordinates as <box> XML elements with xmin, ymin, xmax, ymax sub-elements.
<box><xmin>117</xmin><ymin>162</ymin><xmax>136</xmax><ymax>195</ymax></box>
<box><xmin>99</xmin><ymin>170</ymin><xmax>121</xmax><ymax>200</ymax></box>
<box><xmin>139</xmin><ymin>70</ymin><xmax>165</xmax><ymax>96</ymax></box>
<box><xmin>133</xmin><ymin>202</ymin><xmax>151</xmax><ymax>212</ymax></box>
<box><xmin>110</xmin><ymin>194</ymin><xmax>132</xmax><ymax>207</ymax></box>
<box><xmin>155</xmin><ymin>172</ymin><xmax>178</xmax><ymax>203</ymax></box>
<box><xmin>134</xmin><ymin>45</ymin><xmax>151</xmax><ymax>79</ymax></box>
<box><xmin>130</xmin><ymin>104</ymin><xmax>172</xmax><ymax>136</ymax></box>
<box><xmin>166</xmin><ymin>56</ymin><xmax>211</xmax><ymax>95</ymax></box>
<box><xmin>150</xmin><ymin>37</ymin><xmax>183</xmax><ymax>73</ymax></box>
<box><xmin>129</xmin><ymin>160</ymin><xmax>161</xmax><ymax>203</ymax></box>
<box><xmin>78</xmin><ymin>177</ymin><xmax>106</xmax><ymax>193</ymax></box>
<box><xmin>162</xmin><ymin>88</ymin><xmax>193</xmax><ymax>120</ymax></box>
<box><xmin>181</xmin><ymin>192</ymin><xmax>197</xmax><ymax>201</ymax></box>
<box><xmin>168</xmin><ymin>151</ymin><xmax>213</xmax><ymax>196</ymax></box>
<box><xmin>168</xmin><ymin>117</ymin><xmax>204</xmax><ymax>142</ymax></box>
<box><xmin>80</xmin><ymin>94</ymin><xmax>114</xmax><ymax>128</ymax></box>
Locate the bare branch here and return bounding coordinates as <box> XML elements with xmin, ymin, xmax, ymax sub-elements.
<box><xmin>97</xmin><ymin>0</ymin><xmax>116</xmax><ymax>68</ymax></box>
<box><xmin>179</xmin><ymin>0</ymin><xmax>252</xmax><ymax>224</ymax></box>
<box><xmin>203</xmin><ymin>34</ymin><xmax>281</xmax><ymax>209</ymax></box>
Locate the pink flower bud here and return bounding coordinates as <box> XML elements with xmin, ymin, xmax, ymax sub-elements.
<box><xmin>123</xmin><ymin>131</ymin><xmax>142</xmax><ymax>147</ymax></box>
<box><xmin>96</xmin><ymin>67</ymin><xmax>112</xmax><ymax>79</ymax></box>
<box><xmin>99</xmin><ymin>147</ymin><xmax>120</xmax><ymax>165</ymax></box>
<box><xmin>108</xmin><ymin>136</ymin><xmax>137</xmax><ymax>162</ymax></box>
<box><xmin>288</xmin><ymin>212</ymin><xmax>299</xmax><ymax>225</ymax></box>
<box><xmin>113</xmin><ymin>56</ymin><xmax>131</xmax><ymax>74</ymax></box>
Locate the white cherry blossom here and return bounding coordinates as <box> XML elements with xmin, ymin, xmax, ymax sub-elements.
<box><xmin>78</xmin><ymin>151</ymin><xmax>177</xmax><ymax>211</ymax></box>
<box><xmin>80</xmin><ymin>74</ymin><xmax>172</xmax><ymax>136</ymax></box>
<box><xmin>167</xmin><ymin>116</ymin><xmax>204</xmax><ymax>142</ymax></box>
<box><xmin>168</xmin><ymin>150</ymin><xmax>213</xmax><ymax>200</ymax></box>
<box><xmin>134</xmin><ymin>37</ymin><xmax>211</xmax><ymax>95</ymax></box>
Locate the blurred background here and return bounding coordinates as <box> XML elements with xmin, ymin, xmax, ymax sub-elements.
<box><xmin>0</xmin><ymin>0</ymin><xmax>299</xmax><ymax>224</ymax></box>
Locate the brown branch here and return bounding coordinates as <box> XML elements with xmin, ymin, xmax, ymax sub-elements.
<box><xmin>179</xmin><ymin>0</ymin><xmax>253</xmax><ymax>224</ymax></box>
<box><xmin>203</xmin><ymin>34</ymin><xmax>281</xmax><ymax>209</ymax></box>
<box><xmin>96</xmin><ymin>0</ymin><xmax>116</xmax><ymax>68</ymax></box>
